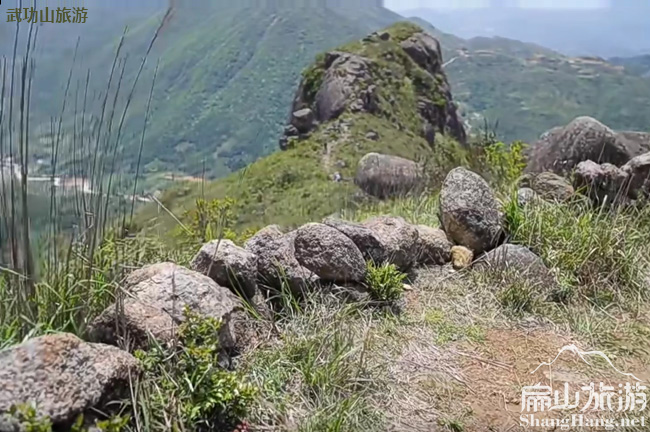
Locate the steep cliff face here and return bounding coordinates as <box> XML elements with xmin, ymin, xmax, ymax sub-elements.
<box><xmin>280</xmin><ymin>22</ymin><xmax>466</xmax><ymax>150</ymax></box>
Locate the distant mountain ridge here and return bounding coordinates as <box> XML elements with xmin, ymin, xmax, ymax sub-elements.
<box><xmin>401</xmin><ymin>5</ymin><xmax>650</xmax><ymax>58</ymax></box>
<box><xmin>409</xmin><ymin>19</ymin><xmax>650</xmax><ymax>143</ymax></box>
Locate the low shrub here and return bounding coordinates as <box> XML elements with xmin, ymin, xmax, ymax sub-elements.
<box><xmin>365</xmin><ymin>261</ymin><xmax>406</xmax><ymax>302</ymax></box>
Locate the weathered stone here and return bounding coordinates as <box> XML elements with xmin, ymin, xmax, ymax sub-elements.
<box><xmin>621</xmin><ymin>152</ymin><xmax>650</xmax><ymax>198</ymax></box>
<box><xmin>474</xmin><ymin>244</ymin><xmax>552</xmax><ymax>283</ymax></box>
<box><xmin>89</xmin><ymin>263</ymin><xmax>241</xmax><ymax>350</ymax></box>
<box><xmin>244</xmin><ymin>225</ymin><xmax>284</xmax><ymax>256</ymax></box>
<box><xmin>294</xmin><ymin>223</ymin><xmax>366</xmax><ymax>283</ymax></box>
<box><xmin>191</xmin><ymin>240</ymin><xmax>258</xmax><ymax>299</ymax></box>
<box><xmin>530</xmin><ymin>172</ymin><xmax>575</xmax><ymax>202</ymax></box>
<box><xmin>362</xmin><ymin>216</ymin><xmax>420</xmax><ymax>271</ymax></box>
<box><xmin>315</xmin><ymin>52</ymin><xmax>375</xmax><ymax>122</ymax></box>
<box><xmin>439</xmin><ymin>167</ymin><xmax>504</xmax><ymax>254</ymax></box>
<box><xmin>291</xmin><ymin>108</ymin><xmax>315</xmax><ymax>133</ymax></box>
<box><xmin>526</xmin><ymin>117</ymin><xmax>632</xmax><ymax>175</ymax></box>
<box><xmin>574</xmin><ymin>160</ymin><xmax>630</xmax><ymax>205</ymax></box>
<box><xmin>0</xmin><ymin>334</ymin><xmax>138</xmax><ymax>425</ymax></box>
<box><xmin>355</xmin><ymin>153</ymin><xmax>424</xmax><ymax>199</ymax></box>
<box><xmin>451</xmin><ymin>246</ymin><xmax>473</xmax><ymax>270</ymax></box>
<box><xmin>415</xmin><ymin>225</ymin><xmax>452</xmax><ymax>265</ymax></box>
<box><xmin>400</xmin><ymin>32</ymin><xmax>442</xmax><ymax>76</ymax></box>
<box><xmin>250</xmin><ymin>229</ymin><xmax>319</xmax><ymax>296</ymax></box>
<box><xmin>517</xmin><ymin>187</ymin><xmax>538</xmax><ymax>207</ymax></box>
<box><xmin>323</xmin><ymin>218</ymin><xmax>386</xmax><ymax>264</ymax></box>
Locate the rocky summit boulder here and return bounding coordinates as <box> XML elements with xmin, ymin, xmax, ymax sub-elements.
<box><xmin>355</xmin><ymin>153</ymin><xmax>424</xmax><ymax>199</ymax></box>
<box><xmin>439</xmin><ymin>167</ymin><xmax>503</xmax><ymax>254</ymax></box>
<box><xmin>400</xmin><ymin>32</ymin><xmax>442</xmax><ymax>76</ymax></box>
<box><xmin>362</xmin><ymin>216</ymin><xmax>420</xmax><ymax>271</ymax></box>
<box><xmin>294</xmin><ymin>223</ymin><xmax>366</xmax><ymax>283</ymax></box>
<box><xmin>526</xmin><ymin>117</ymin><xmax>632</xmax><ymax>175</ymax></box>
<box><xmin>89</xmin><ymin>263</ymin><xmax>241</xmax><ymax>350</ymax></box>
<box><xmin>246</xmin><ymin>227</ymin><xmax>319</xmax><ymax>295</ymax></box>
<box><xmin>474</xmin><ymin>244</ymin><xmax>552</xmax><ymax>284</ymax></box>
<box><xmin>0</xmin><ymin>333</ymin><xmax>138</xmax><ymax>426</ymax></box>
<box><xmin>415</xmin><ymin>225</ymin><xmax>452</xmax><ymax>265</ymax></box>
<box><xmin>191</xmin><ymin>240</ymin><xmax>258</xmax><ymax>299</ymax></box>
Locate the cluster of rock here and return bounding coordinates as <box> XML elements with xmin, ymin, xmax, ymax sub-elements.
<box><xmin>279</xmin><ymin>30</ymin><xmax>466</xmax><ymax>150</ymax></box>
<box><xmin>525</xmin><ymin>116</ymin><xmax>650</xmax><ymax>206</ymax></box>
<box><xmin>2</xmin><ymin>164</ymin><xmax>555</xmax><ymax>428</ymax></box>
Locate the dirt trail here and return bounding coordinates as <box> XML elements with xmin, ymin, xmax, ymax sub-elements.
<box><xmin>383</xmin><ymin>267</ymin><xmax>650</xmax><ymax>431</ymax></box>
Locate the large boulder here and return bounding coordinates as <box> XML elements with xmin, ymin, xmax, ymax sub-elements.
<box><xmin>439</xmin><ymin>167</ymin><xmax>504</xmax><ymax>254</ymax></box>
<box><xmin>526</xmin><ymin>117</ymin><xmax>632</xmax><ymax>175</ymax></box>
<box><xmin>522</xmin><ymin>172</ymin><xmax>575</xmax><ymax>202</ymax></box>
<box><xmin>415</xmin><ymin>225</ymin><xmax>452</xmax><ymax>265</ymax></box>
<box><xmin>355</xmin><ymin>153</ymin><xmax>424</xmax><ymax>199</ymax></box>
<box><xmin>474</xmin><ymin>244</ymin><xmax>552</xmax><ymax>284</ymax></box>
<box><xmin>246</xmin><ymin>228</ymin><xmax>319</xmax><ymax>295</ymax></box>
<box><xmin>191</xmin><ymin>240</ymin><xmax>258</xmax><ymax>299</ymax></box>
<box><xmin>89</xmin><ymin>263</ymin><xmax>241</xmax><ymax>350</ymax></box>
<box><xmin>0</xmin><ymin>334</ymin><xmax>138</xmax><ymax>426</ymax></box>
<box><xmin>362</xmin><ymin>216</ymin><xmax>420</xmax><ymax>271</ymax></box>
<box><xmin>294</xmin><ymin>223</ymin><xmax>366</xmax><ymax>283</ymax></box>
<box><xmin>573</xmin><ymin>160</ymin><xmax>630</xmax><ymax>205</ymax></box>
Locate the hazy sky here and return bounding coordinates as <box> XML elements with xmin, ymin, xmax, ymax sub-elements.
<box><xmin>385</xmin><ymin>0</ymin><xmax>609</xmax><ymax>11</ymax></box>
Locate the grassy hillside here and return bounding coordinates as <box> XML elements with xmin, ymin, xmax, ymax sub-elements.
<box><xmin>135</xmin><ymin>22</ymin><xmax>468</xmax><ymax>236</ymax></box>
<box><xmin>10</xmin><ymin>0</ymin><xmax>401</xmax><ymax>187</ymax></box>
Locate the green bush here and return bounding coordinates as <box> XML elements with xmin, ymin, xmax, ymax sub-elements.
<box><xmin>365</xmin><ymin>261</ymin><xmax>406</xmax><ymax>302</ymax></box>
<box><xmin>134</xmin><ymin>308</ymin><xmax>257</xmax><ymax>431</ymax></box>
<box><xmin>481</xmin><ymin>140</ymin><xmax>527</xmax><ymax>192</ymax></box>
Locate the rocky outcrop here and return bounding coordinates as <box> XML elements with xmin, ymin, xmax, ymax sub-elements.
<box><xmin>279</xmin><ymin>29</ymin><xmax>466</xmax><ymax>149</ymax></box>
<box><xmin>415</xmin><ymin>225</ymin><xmax>452</xmax><ymax>265</ymax></box>
<box><xmin>401</xmin><ymin>32</ymin><xmax>466</xmax><ymax>145</ymax></box>
<box><xmin>439</xmin><ymin>167</ymin><xmax>503</xmax><ymax>254</ymax></box>
<box><xmin>89</xmin><ymin>263</ymin><xmax>241</xmax><ymax>350</ymax></box>
<box><xmin>191</xmin><ymin>240</ymin><xmax>258</xmax><ymax>299</ymax></box>
<box><xmin>0</xmin><ymin>334</ymin><xmax>138</xmax><ymax>426</ymax></box>
<box><xmin>246</xmin><ymin>228</ymin><xmax>319</xmax><ymax>295</ymax></box>
<box><xmin>294</xmin><ymin>223</ymin><xmax>366</xmax><ymax>283</ymax></box>
<box><xmin>521</xmin><ymin>172</ymin><xmax>575</xmax><ymax>202</ymax></box>
<box><xmin>355</xmin><ymin>153</ymin><xmax>425</xmax><ymax>199</ymax></box>
<box><xmin>526</xmin><ymin>117</ymin><xmax>633</xmax><ymax>175</ymax></box>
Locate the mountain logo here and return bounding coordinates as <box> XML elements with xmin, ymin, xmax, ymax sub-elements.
<box><xmin>520</xmin><ymin>344</ymin><xmax>648</xmax><ymax>429</ymax></box>
<box><xmin>530</xmin><ymin>344</ymin><xmax>642</xmax><ymax>382</ymax></box>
